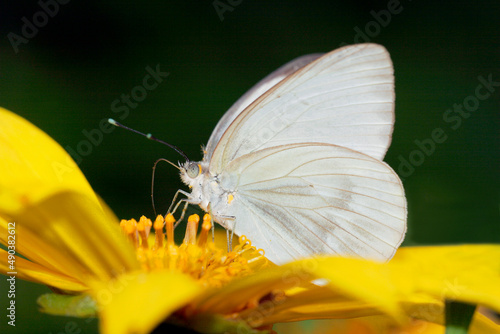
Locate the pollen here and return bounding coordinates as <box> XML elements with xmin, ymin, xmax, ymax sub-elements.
<box><xmin>119</xmin><ymin>213</ymin><xmax>267</xmax><ymax>287</ymax></box>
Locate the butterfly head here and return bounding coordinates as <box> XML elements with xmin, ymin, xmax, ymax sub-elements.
<box><xmin>180</xmin><ymin>160</ymin><xmax>208</xmax><ymax>187</ymax></box>
<box><xmin>180</xmin><ymin>160</ymin><xmax>212</xmax><ymax>210</ymax></box>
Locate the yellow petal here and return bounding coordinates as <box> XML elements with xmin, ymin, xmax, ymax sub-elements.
<box><xmin>303</xmin><ymin>257</ymin><xmax>403</xmax><ymax>321</ymax></box>
<box><xmin>243</xmin><ymin>287</ymin><xmax>383</xmax><ymax>326</ymax></box>
<box><xmin>193</xmin><ymin>245</ymin><xmax>500</xmax><ymax>329</ymax></box>
<box><xmin>0</xmin><ymin>191</ymin><xmax>139</xmax><ymax>285</ymax></box>
<box><xmin>399</xmin><ymin>294</ymin><xmax>444</xmax><ymax>324</ymax></box>
<box><xmin>390</xmin><ymin>245</ymin><xmax>500</xmax><ymax>313</ymax></box>
<box><xmin>193</xmin><ymin>257</ymin><xmax>404</xmax><ymax>323</ymax></box>
<box><xmin>0</xmin><ymin>248</ymin><xmax>87</xmax><ymax>291</ymax></box>
<box><xmin>97</xmin><ymin>271</ymin><xmax>202</xmax><ymax>334</ymax></box>
<box><xmin>270</xmin><ymin>245</ymin><xmax>500</xmax><ymax>327</ymax></box>
<box><xmin>0</xmin><ymin>107</ymin><xmax>100</xmax><ymax>213</ymax></box>
<box><xmin>470</xmin><ymin>311</ymin><xmax>500</xmax><ymax>334</ymax></box>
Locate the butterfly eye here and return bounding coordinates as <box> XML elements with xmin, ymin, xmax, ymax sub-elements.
<box><xmin>186</xmin><ymin>162</ymin><xmax>200</xmax><ymax>178</ymax></box>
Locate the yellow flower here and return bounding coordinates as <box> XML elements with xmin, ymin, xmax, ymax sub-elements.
<box><xmin>0</xmin><ymin>106</ymin><xmax>499</xmax><ymax>334</ymax></box>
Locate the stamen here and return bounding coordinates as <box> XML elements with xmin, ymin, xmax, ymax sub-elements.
<box><xmin>119</xmin><ymin>219</ymin><xmax>127</xmax><ymax>230</ymax></box>
<box><xmin>121</xmin><ymin>218</ymin><xmax>139</xmax><ymax>248</ymax></box>
<box><xmin>153</xmin><ymin>215</ymin><xmax>165</xmax><ymax>250</ymax></box>
<box><xmin>183</xmin><ymin>214</ymin><xmax>200</xmax><ymax>245</ymax></box>
<box><xmin>197</xmin><ymin>214</ymin><xmax>212</xmax><ymax>247</ymax></box>
<box><xmin>144</xmin><ymin>216</ymin><xmax>153</xmax><ymax>238</ymax></box>
<box><xmin>165</xmin><ymin>213</ymin><xmax>175</xmax><ymax>246</ymax></box>
<box><xmin>137</xmin><ymin>216</ymin><xmax>152</xmax><ymax>249</ymax></box>
<box><xmin>119</xmin><ymin>212</ymin><xmax>268</xmax><ymax>290</ymax></box>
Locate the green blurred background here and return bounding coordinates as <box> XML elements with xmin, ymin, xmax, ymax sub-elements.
<box><xmin>0</xmin><ymin>1</ymin><xmax>499</xmax><ymax>333</ymax></box>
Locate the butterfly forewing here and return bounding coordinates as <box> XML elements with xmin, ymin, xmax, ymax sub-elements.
<box><xmin>205</xmin><ymin>53</ymin><xmax>324</xmax><ymax>159</ymax></box>
<box><xmin>209</xmin><ymin>44</ymin><xmax>395</xmax><ymax>175</ymax></box>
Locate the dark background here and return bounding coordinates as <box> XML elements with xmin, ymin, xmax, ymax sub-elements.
<box><xmin>0</xmin><ymin>1</ymin><xmax>499</xmax><ymax>333</ymax></box>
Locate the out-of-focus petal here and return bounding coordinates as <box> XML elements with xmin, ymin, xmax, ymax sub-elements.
<box><xmin>0</xmin><ymin>107</ymin><xmax>100</xmax><ymax>213</ymax></box>
<box><xmin>0</xmin><ymin>248</ymin><xmax>87</xmax><ymax>291</ymax></box>
<box><xmin>0</xmin><ymin>192</ymin><xmax>139</xmax><ymax>285</ymax></box>
<box><xmin>97</xmin><ymin>271</ymin><xmax>202</xmax><ymax>334</ymax></box>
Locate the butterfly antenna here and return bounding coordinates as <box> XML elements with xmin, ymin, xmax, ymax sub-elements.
<box><xmin>108</xmin><ymin>119</ymin><xmax>189</xmax><ymax>216</ymax></box>
<box><xmin>151</xmin><ymin>158</ymin><xmax>180</xmax><ymax>216</ymax></box>
<box><xmin>108</xmin><ymin>119</ymin><xmax>191</xmax><ymax>162</ymax></box>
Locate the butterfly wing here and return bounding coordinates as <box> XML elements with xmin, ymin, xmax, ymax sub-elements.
<box><xmin>209</xmin><ymin>44</ymin><xmax>395</xmax><ymax>174</ymax></box>
<box><xmin>214</xmin><ymin>143</ymin><xmax>406</xmax><ymax>264</ymax></box>
<box><xmin>205</xmin><ymin>53</ymin><xmax>324</xmax><ymax>159</ymax></box>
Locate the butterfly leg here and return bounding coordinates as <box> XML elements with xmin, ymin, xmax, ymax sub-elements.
<box><xmin>165</xmin><ymin>189</ymin><xmax>192</xmax><ymax>228</ymax></box>
<box><xmin>206</xmin><ymin>204</ymin><xmax>236</xmax><ymax>251</ymax></box>
<box><xmin>171</xmin><ymin>199</ymin><xmax>190</xmax><ymax>229</ymax></box>
<box><xmin>220</xmin><ymin>215</ymin><xmax>236</xmax><ymax>252</ymax></box>
<box><xmin>226</xmin><ymin>229</ymin><xmax>231</xmax><ymax>251</ymax></box>
<box><xmin>207</xmin><ymin>204</ymin><xmax>215</xmax><ymax>243</ymax></box>
<box><xmin>167</xmin><ymin>189</ymin><xmax>191</xmax><ymax>214</ymax></box>
<box><xmin>228</xmin><ymin>218</ymin><xmax>236</xmax><ymax>252</ymax></box>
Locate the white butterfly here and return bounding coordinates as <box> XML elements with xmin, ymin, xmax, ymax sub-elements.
<box><xmin>181</xmin><ymin>43</ymin><xmax>406</xmax><ymax>264</ymax></box>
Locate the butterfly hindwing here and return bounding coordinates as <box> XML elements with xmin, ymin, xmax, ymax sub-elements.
<box><xmin>211</xmin><ymin>143</ymin><xmax>406</xmax><ymax>264</ymax></box>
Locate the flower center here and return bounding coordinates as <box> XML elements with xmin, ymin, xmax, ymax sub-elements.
<box><xmin>119</xmin><ymin>213</ymin><xmax>267</xmax><ymax>287</ymax></box>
